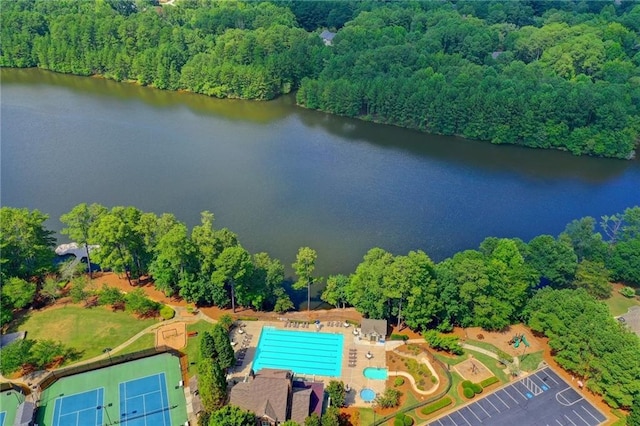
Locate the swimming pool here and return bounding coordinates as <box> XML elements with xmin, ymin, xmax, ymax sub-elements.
<box><xmin>360</xmin><ymin>388</ymin><xmax>376</xmax><ymax>402</ymax></box>
<box><xmin>252</xmin><ymin>327</ymin><xmax>344</xmax><ymax>377</ymax></box>
<box><xmin>363</xmin><ymin>367</ymin><xmax>388</xmax><ymax>380</ymax></box>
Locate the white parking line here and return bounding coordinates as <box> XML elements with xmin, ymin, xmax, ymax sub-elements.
<box><xmin>581</xmin><ymin>406</ymin><xmax>601</xmax><ymax>423</ymax></box>
<box><xmin>512</xmin><ymin>383</ymin><xmax>529</xmax><ymax>400</ymax></box>
<box><xmin>501</xmin><ymin>389</ymin><xmax>519</xmax><ymax>404</ymax></box>
<box><xmin>556</xmin><ymin>419</ymin><xmax>564</xmax><ymax>425</ymax></box>
<box><xmin>573</xmin><ymin>409</ymin><xmax>591</xmax><ymax>425</ymax></box>
<box><xmin>544</xmin><ymin>371</ymin><xmax>560</xmax><ymax>385</ymax></box>
<box><xmin>436</xmin><ymin>419</ymin><xmax>444</xmax><ymax>426</ymax></box>
<box><xmin>564</xmin><ymin>414</ymin><xmax>578</xmax><ymax>425</ymax></box>
<box><xmin>486</xmin><ymin>397</ymin><xmax>501</xmax><ymax>413</ymax></box>
<box><xmin>494</xmin><ymin>393</ymin><xmax>510</xmax><ymax>409</ymax></box>
<box><xmin>446</xmin><ymin>416</ymin><xmax>458</xmax><ymax>426</ymax></box>
<box><xmin>475</xmin><ymin>401</ymin><xmax>491</xmax><ymax>417</ymax></box>
<box><xmin>465</xmin><ymin>406</ymin><xmax>483</xmax><ymax>423</ymax></box>
<box><xmin>456</xmin><ymin>411</ymin><xmax>472</xmax><ymax>426</ymax></box>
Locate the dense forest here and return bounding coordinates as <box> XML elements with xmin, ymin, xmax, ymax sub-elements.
<box><xmin>1</xmin><ymin>204</ymin><xmax>639</xmax><ymax>409</ymax></box>
<box><xmin>1</xmin><ymin>0</ymin><xmax>639</xmax><ymax>158</ymax></box>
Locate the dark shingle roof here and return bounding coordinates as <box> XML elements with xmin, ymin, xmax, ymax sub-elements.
<box><xmin>290</xmin><ymin>388</ymin><xmax>312</xmax><ymax>424</ymax></box>
<box><xmin>229</xmin><ymin>369</ymin><xmax>292</xmax><ymax>422</ymax></box>
<box><xmin>361</xmin><ymin>319</ymin><xmax>387</xmax><ymax>337</ymax></box>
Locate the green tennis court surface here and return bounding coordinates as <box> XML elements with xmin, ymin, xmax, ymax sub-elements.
<box><xmin>119</xmin><ymin>373</ymin><xmax>170</xmax><ymax>426</ymax></box>
<box><xmin>52</xmin><ymin>388</ymin><xmax>104</xmax><ymax>426</ymax></box>
<box><xmin>38</xmin><ymin>353</ymin><xmax>187</xmax><ymax>426</ymax></box>
<box><xmin>0</xmin><ymin>390</ymin><xmax>21</xmax><ymax>426</ymax></box>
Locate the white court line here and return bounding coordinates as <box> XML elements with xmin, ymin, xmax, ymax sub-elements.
<box><xmin>158</xmin><ymin>372</ymin><xmax>168</xmax><ymax>426</ymax></box>
<box><xmin>564</xmin><ymin>414</ymin><xmax>578</xmax><ymax>425</ymax></box>
<box><xmin>486</xmin><ymin>397</ymin><xmax>501</xmax><ymax>413</ymax></box>
<box><xmin>95</xmin><ymin>387</ymin><xmax>100</xmax><ymax>426</ymax></box>
<box><xmin>501</xmin><ymin>389</ymin><xmax>519</xmax><ymax>404</ymax></box>
<box><xmin>580</xmin><ymin>406</ymin><xmax>601</xmax><ymax>423</ymax></box>
<box><xmin>494</xmin><ymin>393</ymin><xmax>510</xmax><ymax>409</ymax></box>
<box><xmin>465</xmin><ymin>406</ymin><xmax>483</xmax><ymax>423</ymax></box>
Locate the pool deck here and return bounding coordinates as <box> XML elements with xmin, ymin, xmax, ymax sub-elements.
<box><xmin>227</xmin><ymin>320</ymin><xmax>387</xmax><ymax>407</ymax></box>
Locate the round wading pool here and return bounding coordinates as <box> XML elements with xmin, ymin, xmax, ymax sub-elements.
<box><xmin>360</xmin><ymin>388</ymin><xmax>376</xmax><ymax>402</ymax></box>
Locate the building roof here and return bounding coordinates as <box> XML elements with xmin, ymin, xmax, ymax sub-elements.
<box><xmin>320</xmin><ymin>30</ymin><xmax>336</xmax><ymax>41</ymax></box>
<box><xmin>293</xmin><ymin>380</ymin><xmax>324</xmax><ymax>418</ymax></box>
<box><xmin>0</xmin><ymin>332</ymin><xmax>25</xmax><ymax>349</ymax></box>
<box><xmin>290</xmin><ymin>388</ymin><xmax>312</xmax><ymax>424</ymax></box>
<box><xmin>229</xmin><ymin>369</ymin><xmax>292</xmax><ymax>423</ymax></box>
<box><xmin>15</xmin><ymin>401</ymin><xmax>35</xmax><ymax>426</ymax></box>
<box><xmin>361</xmin><ymin>319</ymin><xmax>387</xmax><ymax>337</ymax></box>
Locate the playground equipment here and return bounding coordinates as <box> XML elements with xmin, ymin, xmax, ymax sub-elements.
<box><xmin>509</xmin><ymin>333</ymin><xmax>530</xmax><ymax>348</ymax></box>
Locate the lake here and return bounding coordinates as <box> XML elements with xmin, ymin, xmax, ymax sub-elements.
<box><xmin>2</xmin><ymin>68</ymin><xmax>639</xmax><ymax>305</ymax></box>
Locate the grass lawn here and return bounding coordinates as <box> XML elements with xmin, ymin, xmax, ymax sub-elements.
<box><xmin>465</xmin><ymin>339</ymin><xmax>501</xmax><ymax>354</ymax></box>
<box><xmin>447</xmin><ymin>371</ymin><xmax>466</xmax><ymax>406</ymax></box>
<box><xmin>465</xmin><ymin>350</ymin><xmax>509</xmax><ymax>383</ymax></box>
<box><xmin>604</xmin><ymin>290</ymin><xmax>639</xmax><ymax>316</ymax></box>
<box><xmin>518</xmin><ymin>350</ymin><xmax>544</xmax><ymax>372</ymax></box>
<box><xmin>433</xmin><ymin>352</ymin><xmax>468</xmax><ymax>366</ymax></box>
<box><xmin>117</xmin><ymin>333</ymin><xmax>155</xmax><ymax>355</ymax></box>
<box><xmin>185</xmin><ymin>321</ymin><xmax>216</xmax><ymax>377</ymax></box>
<box><xmin>17</xmin><ymin>305</ymin><xmax>156</xmax><ymax>361</ymax></box>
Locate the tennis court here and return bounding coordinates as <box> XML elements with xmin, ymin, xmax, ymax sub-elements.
<box><xmin>119</xmin><ymin>373</ymin><xmax>170</xmax><ymax>426</ymax></box>
<box><xmin>51</xmin><ymin>388</ymin><xmax>104</xmax><ymax>426</ymax></box>
<box><xmin>37</xmin><ymin>353</ymin><xmax>187</xmax><ymax>426</ymax></box>
<box><xmin>0</xmin><ymin>411</ymin><xmax>6</xmax><ymax>426</ymax></box>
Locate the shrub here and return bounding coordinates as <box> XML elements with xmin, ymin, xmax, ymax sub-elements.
<box><xmin>390</xmin><ymin>333</ymin><xmax>409</xmax><ymax>341</ymax></box>
<box><xmin>424</xmin><ymin>330</ymin><xmax>463</xmax><ymax>355</ymax></box>
<box><xmin>326</xmin><ymin>380</ymin><xmax>346</xmax><ymax>407</ymax></box>
<box><xmin>394</xmin><ymin>413</ymin><xmax>413</xmax><ymax>426</ymax></box>
<box><xmin>125</xmin><ymin>289</ymin><xmax>160</xmax><ymax>316</ymax></box>
<box><xmin>471</xmin><ymin>383</ymin><xmax>483</xmax><ymax>394</ymax></box>
<box><xmin>236</xmin><ymin>316</ymin><xmax>259</xmax><ymax>321</ymax></box>
<box><xmin>218</xmin><ymin>314</ymin><xmax>233</xmax><ymax>331</ymax></box>
<box><xmin>394</xmin><ymin>377</ymin><xmax>405</xmax><ymax>387</ymax></box>
<box><xmin>619</xmin><ymin>286</ymin><xmax>635</xmax><ymax>298</ymax></box>
<box><xmin>480</xmin><ymin>376</ymin><xmax>499</xmax><ymax>388</ymax></box>
<box><xmin>97</xmin><ymin>284</ymin><xmax>124</xmax><ymax>306</ymax></box>
<box><xmin>375</xmin><ymin>388</ymin><xmax>402</xmax><ymax>408</ymax></box>
<box><xmin>159</xmin><ymin>305</ymin><xmax>175</xmax><ymax>320</ymax></box>
<box><xmin>420</xmin><ymin>397</ymin><xmax>452</xmax><ymax>415</ymax></box>
<box><xmin>461</xmin><ymin>380</ymin><xmax>473</xmax><ymax>389</ymax></box>
<box><xmin>463</xmin><ymin>387</ymin><xmax>475</xmax><ymax>398</ymax></box>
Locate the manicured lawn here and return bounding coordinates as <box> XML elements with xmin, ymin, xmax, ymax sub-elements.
<box><xmin>446</xmin><ymin>371</ymin><xmax>465</xmax><ymax>406</ymax></box>
<box><xmin>17</xmin><ymin>305</ymin><xmax>156</xmax><ymax>361</ymax></box>
<box><xmin>465</xmin><ymin>339</ymin><xmax>501</xmax><ymax>354</ymax></box>
<box><xmin>604</xmin><ymin>290</ymin><xmax>639</xmax><ymax>316</ymax></box>
<box><xmin>117</xmin><ymin>333</ymin><xmax>155</xmax><ymax>355</ymax></box>
<box><xmin>185</xmin><ymin>321</ymin><xmax>216</xmax><ymax>377</ymax></box>
<box><xmin>433</xmin><ymin>352</ymin><xmax>468</xmax><ymax>366</ymax></box>
<box><xmin>519</xmin><ymin>350</ymin><xmax>544</xmax><ymax>372</ymax></box>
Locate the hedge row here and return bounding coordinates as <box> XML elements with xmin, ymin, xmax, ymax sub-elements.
<box><xmin>390</xmin><ymin>334</ymin><xmax>410</xmax><ymax>341</ymax></box>
<box><xmin>420</xmin><ymin>396</ymin><xmax>452</xmax><ymax>415</ymax></box>
<box><xmin>480</xmin><ymin>376</ymin><xmax>499</xmax><ymax>388</ymax></box>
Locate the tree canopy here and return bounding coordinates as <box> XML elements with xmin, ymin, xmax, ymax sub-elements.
<box><xmin>2</xmin><ymin>0</ymin><xmax>638</xmax><ymax>158</ymax></box>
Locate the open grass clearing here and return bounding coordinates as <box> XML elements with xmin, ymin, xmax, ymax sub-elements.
<box><xmin>185</xmin><ymin>321</ymin><xmax>215</xmax><ymax>377</ymax></box>
<box><xmin>604</xmin><ymin>288</ymin><xmax>640</xmax><ymax>316</ymax></box>
<box><xmin>433</xmin><ymin>352</ymin><xmax>467</xmax><ymax>366</ymax></box>
<box><xmin>117</xmin><ymin>333</ymin><xmax>155</xmax><ymax>355</ymax></box>
<box><xmin>465</xmin><ymin>339</ymin><xmax>501</xmax><ymax>354</ymax></box>
<box><xmin>17</xmin><ymin>305</ymin><xmax>156</xmax><ymax>361</ymax></box>
<box><xmin>518</xmin><ymin>350</ymin><xmax>544</xmax><ymax>372</ymax></box>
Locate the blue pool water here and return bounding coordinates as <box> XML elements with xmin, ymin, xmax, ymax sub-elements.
<box><xmin>360</xmin><ymin>388</ymin><xmax>376</xmax><ymax>402</ymax></box>
<box><xmin>252</xmin><ymin>327</ymin><xmax>343</xmax><ymax>377</ymax></box>
<box><xmin>363</xmin><ymin>367</ymin><xmax>388</xmax><ymax>380</ymax></box>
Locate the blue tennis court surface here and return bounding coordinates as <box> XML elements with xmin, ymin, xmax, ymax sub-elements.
<box><xmin>119</xmin><ymin>372</ymin><xmax>170</xmax><ymax>426</ymax></box>
<box><xmin>0</xmin><ymin>411</ymin><xmax>6</xmax><ymax>426</ymax></box>
<box><xmin>428</xmin><ymin>367</ymin><xmax>607</xmax><ymax>426</ymax></box>
<box><xmin>52</xmin><ymin>388</ymin><xmax>104</xmax><ymax>426</ymax></box>
<box><xmin>253</xmin><ymin>327</ymin><xmax>344</xmax><ymax>377</ymax></box>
